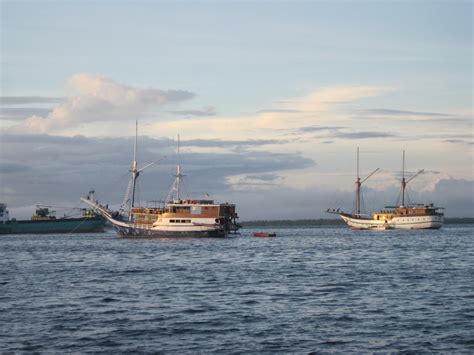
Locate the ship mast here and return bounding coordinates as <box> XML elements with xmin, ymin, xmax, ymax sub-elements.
<box><xmin>177</xmin><ymin>134</ymin><xmax>182</xmax><ymax>200</ymax></box>
<box><xmin>167</xmin><ymin>134</ymin><xmax>185</xmax><ymax>202</ymax></box>
<box><xmin>399</xmin><ymin>150</ymin><xmax>424</xmax><ymax>207</ymax></box>
<box><xmin>401</xmin><ymin>150</ymin><xmax>406</xmax><ymax>206</ymax></box>
<box><xmin>354</xmin><ymin>147</ymin><xmax>379</xmax><ymax>215</ymax></box>
<box><xmin>355</xmin><ymin>147</ymin><xmax>361</xmax><ymax>215</ymax></box>
<box><xmin>120</xmin><ymin>120</ymin><xmax>166</xmax><ymax>220</ymax></box>
<box><xmin>130</xmin><ymin>120</ymin><xmax>139</xmax><ymax>218</ymax></box>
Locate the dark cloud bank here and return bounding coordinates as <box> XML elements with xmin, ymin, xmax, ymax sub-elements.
<box><xmin>1</xmin><ymin>133</ymin><xmax>472</xmax><ymax>219</ymax></box>
<box><xmin>0</xmin><ymin>134</ymin><xmax>312</xmax><ymax>218</ymax></box>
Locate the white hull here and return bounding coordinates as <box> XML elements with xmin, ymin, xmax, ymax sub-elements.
<box><xmin>100</xmin><ymin>212</ymin><xmax>226</xmax><ymax>237</ymax></box>
<box><xmin>112</xmin><ymin>221</ymin><xmax>226</xmax><ymax>238</ymax></box>
<box><xmin>340</xmin><ymin>214</ymin><xmax>443</xmax><ymax>230</ymax></box>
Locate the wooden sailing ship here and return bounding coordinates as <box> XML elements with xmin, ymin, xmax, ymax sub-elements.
<box><xmin>81</xmin><ymin>123</ymin><xmax>239</xmax><ymax>237</ymax></box>
<box><xmin>328</xmin><ymin>149</ymin><xmax>444</xmax><ymax>230</ymax></box>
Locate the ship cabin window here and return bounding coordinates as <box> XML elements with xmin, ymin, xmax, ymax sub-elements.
<box><xmin>176</xmin><ymin>206</ymin><xmax>190</xmax><ymax>213</ymax></box>
<box><xmin>171</xmin><ymin>219</ymin><xmax>192</xmax><ymax>223</ymax></box>
<box><xmin>168</xmin><ymin>218</ymin><xmax>192</xmax><ymax>223</ymax></box>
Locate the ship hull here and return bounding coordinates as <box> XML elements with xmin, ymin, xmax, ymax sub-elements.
<box><xmin>340</xmin><ymin>214</ymin><xmax>443</xmax><ymax>230</ymax></box>
<box><xmin>80</xmin><ymin>197</ymin><xmax>237</xmax><ymax>238</ymax></box>
<box><xmin>112</xmin><ymin>224</ymin><xmax>226</xmax><ymax>238</ymax></box>
<box><xmin>0</xmin><ymin>217</ymin><xmax>106</xmax><ymax>235</ymax></box>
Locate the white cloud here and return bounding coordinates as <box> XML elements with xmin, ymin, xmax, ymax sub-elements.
<box><xmin>5</xmin><ymin>74</ymin><xmax>194</xmax><ymax>134</ymax></box>
<box><xmin>148</xmin><ymin>85</ymin><xmax>388</xmax><ymax>138</ymax></box>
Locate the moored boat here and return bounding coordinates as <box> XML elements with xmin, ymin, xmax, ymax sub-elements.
<box><xmin>328</xmin><ymin>149</ymin><xmax>444</xmax><ymax>230</ymax></box>
<box><xmin>0</xmin><ymin>204</ymin><xmax>106</xmax><ymax>234</ymax></box>
<box><xmin>81</xmin><ymin>123</ymin><xmax>240</xmax><ymax>238</ymax></box>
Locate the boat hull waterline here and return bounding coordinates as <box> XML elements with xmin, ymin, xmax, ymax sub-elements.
<box><xmin>114</xmin><ymin>224</ymin><xmax>227</xmax><ymax>238</ymax></box>
<box><xmin>0</xmin><ymin>217</ymin><xmax>105</xmax><ymax>235</ymax></box>
<box><xmin>340</xmin><ymin>214</ymin><xmax>443</xmax><ymax>230</ymax></box>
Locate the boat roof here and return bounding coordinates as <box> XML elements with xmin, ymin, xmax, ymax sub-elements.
<box><xmin>167</xmin><ymin>199</ymin><xmax>235</xmax><ymax>207</ymax></box>
<box><xmin>384</xmin><ymin>204</ymin><xmax>443</xmax><ymax>209</ymax></box>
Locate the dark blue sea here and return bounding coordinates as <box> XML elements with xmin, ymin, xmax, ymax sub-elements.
<box><xmin>1</xmin><ymin>225</ymin><xmax>473</xmax><ymax>353</ymax></box>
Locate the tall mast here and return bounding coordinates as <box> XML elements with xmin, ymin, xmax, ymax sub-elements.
<box><xmin>401</xmin><ymin>150</ymin><xmax>406</xmax><ymax>206</ymax></box>
<box><xmin>177</xmin><ymin>134</ymin><xmax>181</xmax><ymax>200</ymax></box>
<box><xmin>119</xmin><ymin>121</ymin><xmax>166</xmax><ymax>219</ymax></box>
<box><xmin>398</xmin><ymin>151</ymin><xmax>424</xmax><ymax>207</ymax></box>
<box><xmin>130</xmin><ymin>120</ymin><xmax>139</xmax><ymax>220</ymax></box>
<box><xmin>166</xmin><ymin>134</ymin><xmax>185</xmax><ymax>202</ymax></box>
<box><xmin>353</xmin><ymin>147</ymin><xmax>379</xmax><ymax>215</ymax></box>
<box><xmin>355</xmin><ymin>147</ymin><xmax>361</xmax><ymax>215</ymax></box>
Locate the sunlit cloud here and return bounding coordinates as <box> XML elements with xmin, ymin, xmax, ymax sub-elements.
<box><xmin>5</xmin><ymin>74</ymin><xmax>195</xmax><ymax>133</ymax></box>
<box><xmin>149</xmin><ymin>85</ymin><xmax>388</xmax><ymax>139</ymax></box>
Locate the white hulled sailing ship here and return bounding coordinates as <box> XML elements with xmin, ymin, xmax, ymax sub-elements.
<box><xmin>328</xmin><ymin>149</ymin><xmax>444</xmax><ymax>230</ymax></box>
<box><xmin>81</xmin><ymin>123</ymin><xmax>239</xmax><ymax>237</ymax></box>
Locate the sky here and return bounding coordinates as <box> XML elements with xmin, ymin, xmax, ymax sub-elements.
<box><xmin>0</xmin><ymin>0</ymin><xmax>473</xmax><ymax>220</ymax></box>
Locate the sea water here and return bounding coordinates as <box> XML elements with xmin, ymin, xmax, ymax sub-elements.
<box><xmin>1</xmin><ymin>225</ymin><xmax>473</xmax><ymax>352</ymax></box>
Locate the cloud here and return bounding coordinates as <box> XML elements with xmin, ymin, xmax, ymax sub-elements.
<box><xmin>430</xmin><ymin>178</ymin><xmax>474</xmax><ymax>215</ymax></box>
<box><xmin>444</xmin><ymin>139</ymin><xmax>474</xmax><ymax>146</ymax></box>
<box><xmin>169</xmin><ymin>106</ymin><xmax>216</xmax><ymax>117</ymax></box>
<box><xmin>0</xmin><ymin>133</ymin><xmax>313</xmax><ymax>215</ymax></box>
<box><xmin>359</xmin><ymin>108</ymin><xmax>451</xmax><ymax>117</ymax></box>
<box><xmin>298</xmin><ymin>125</ymin><xmax>346</xmax><ymax>132</ymax></box>
<box><xmin>332</xmin><ymin>131</ymin><xmax>395</xmax><ymax>139</ymax></box>
<box><xmin>181</xmin><ymin>138</ymin><xmax>287</xmax><ymax>148</ymax></box>
<box><xmin>5</xmin><ymin>74</ymin><xmax>195</xmax><ymax>134</ymax></box>
<box><xmin>283</xmin><ymin>86</ymin><xmax>387</xmax><ymax>112</ymax></box>
<box><xmin>244</xmin><ymin>173</ymin><xmax>281</xmax><ymax>182</ymax></box>
<box><xmin>0</xmin><ymin>96</ymin><xmax>64</xmax><ymax>105</ymax></box>
<box><xmin>256</xmin><ymin>109</ymin><xmax>301</xmax><ymax>114</ymax></box>
<box><xmin>2</xmin><ymin>132</ymin><xmax>472</xmax><ymax>220</ymax></box>
<box><xmin>355</xmin><ymin>108</ymin><xmax>471</xmax><ymax>124</ymax></box>
<box><xmin>297</xmin><ymin>125</ymin><xmax>395</xmax><ymax>140</ymax></box>
<box><xmin>227</xmin><ymin>173</ymin><xmax>284</xmax><ymax>189</ymax></box>
<box><xmin>173</xmin><ymin>86</ymin><xmax>386</xmax><ymax>136</ymax></box>
<box><xmin>0</xmin><ymin>107</ymin><xmax>53</xmax><ymax>121</ymax></box>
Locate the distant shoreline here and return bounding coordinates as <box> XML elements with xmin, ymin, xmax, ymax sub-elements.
<box><xmin>241</xmin><ymin>218</ymin><xmax>474</xmax><ymax>227</ymax></box>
